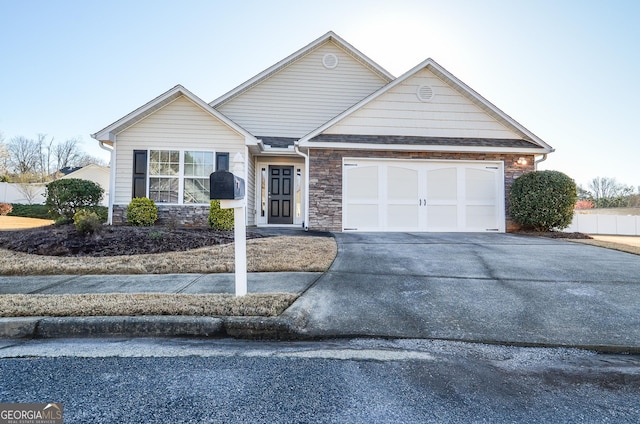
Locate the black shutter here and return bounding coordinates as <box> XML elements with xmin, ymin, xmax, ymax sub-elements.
<box><xmin>216</xmin><ymin>152</ymin><xmax>229</xmax><ymax>171</ymax></box>
<box><xmin>132</xmin><ymin>150</ymin><xmax>148</xmax><ymax>198</ymax></box>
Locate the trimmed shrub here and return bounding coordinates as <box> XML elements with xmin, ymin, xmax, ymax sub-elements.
<box><xmin>92</xmin><ymin>206</ymin><xmax>108</xmax><ymax>223</ymax></box>
<box><xmin>45</xmin><ymin>179</ymin><xmax>104</xmax><ymax>221</ymax></box>
<box><xmin>126</xmin><ymin>197</ymin><xmax>158</xmax><ymax>226</ymax></box>
<box><xmin>0</xmin><ymin>203</ymin><xmax>12</xmax><ymax>216</ymax></box>
<box><xmin>208</xmin><ymin>200</ymin><xmax>234</xmax><ymax>230</ymax></box>
<box><xmin>509</xmin><ymin>170</ymin><xmax>577</xmax><ymax>231</ymax></box>
<box><xmin>8</xmin><ymin>203</ymin><xmax>50</xmax><ymax>219</ymax></box>
<box><xmin>73</xmin><ymin>209</ymin><xmax>102</xmax><ymax>235</ymax></box>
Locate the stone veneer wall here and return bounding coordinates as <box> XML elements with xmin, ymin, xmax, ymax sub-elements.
<box><xmin>112</xmin><ymin>204</ymin><xmax>210</xmax><ymax>227</ymax></box>
<box><xmin>307</xmin><ymin>148</ymin><xmax>535</xmax><ymax>232</ymax></box>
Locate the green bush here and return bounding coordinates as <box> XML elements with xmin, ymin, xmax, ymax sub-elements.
<box><xmin>92</xmin><ymin>206</ymin><xmax>108</xmax><ymax>223</ymax></box>
<box><xmin>73</xmin><ymin>209</ymin><xmax>102</xmax><ymax>235</ymax></box>
<box><xmin>208</xmin><ymin>200</ymin><xmax>234</xmax><ymax>230</ymax></box>
<box><xmin>509</xmin><ymin>170</ymin><xmax>577</xmax><ymax>231</ymax></box>
<box><xmin>45</xmin><ymin>179</ymin><xmax>104</xmax><ymax>221</ymax></box>
<box><xmin>126</xmin><ymin>197</ymin><xmax>158</xmax><ymax>226</ymax></box>
<box><xmin>8</xmin><ymin>204</ymin><xmax>51</xmax><ymax>219</ymax></box>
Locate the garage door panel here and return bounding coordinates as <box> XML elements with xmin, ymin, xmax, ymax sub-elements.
<box><xmin>427</xmin><ymin>205</ymin><xmax>458</xmax><ymax>229</ymax></box>
<box><xmin>346</xmin><ymin>165</ymin><xmax>378</xmax><ymax>199</ymax></box>
<box><xmin>466</xmin><ymin>205</ymin><xmax>498</xmax><ymax>229</ymax></box>
<box><xmin>343</xmin><ymin>159</ymin><xmax>504</xmax><ymax>232</ymax></box>
<box><xmin>388</xmin><ymin>205</ymin><xmax>419</xmax><ymax>228</ymax></box>
<box><xmin>427</xmin><ymin>168</ymin><xmax>458</xmax><ymax>200</ymax></box>
<box><xmin>466</xmin><ymin>168</ymin><xmax>497</xmax><ymax>201</ymax></box>
<box><xmin>386</xmin><ymin>165</ymin><xmax>420</xmax><ymax>228</ymax></box>
<box><xmin>346</xmin><ymin>204</ymin><xmax>379</xmax><ymax>228</ymax></box>
<box><xmin>388</xmin><ymin>166</ymin><xmax>418</xmax><ymax>200</ymax></box>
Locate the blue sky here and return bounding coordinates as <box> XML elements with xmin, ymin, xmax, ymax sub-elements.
<box><xmin>1</xmin><ymin>0</ymin><xmax>638</xmax><ymax>189</ymax></box>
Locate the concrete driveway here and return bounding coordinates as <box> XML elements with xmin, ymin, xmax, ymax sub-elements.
<box><xmin>285</xmin><ymin>233</ymin><xmax>640</xmax><ymax>350</ymax></box>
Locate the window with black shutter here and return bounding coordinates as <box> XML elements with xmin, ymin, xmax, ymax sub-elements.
<box><xmin>216</xmin><ymin>152</ymin><xmax>229</xmax><ymax>171</ymax></box>
<box><xmin>132</xmin><ymin>150</ymin><xmax>148</xmax><ymax>198</ymax></box>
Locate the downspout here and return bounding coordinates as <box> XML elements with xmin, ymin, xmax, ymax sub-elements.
<box><xmin>98</xmin><ymin>140</ymin><xmax>115</xmax><ymax>225</ymax></box>
<box><xmin>534</xmin><ymin>154</ymin><xmax>548</xmax><ymax>170</ymax></box>
<box><xmin>294</xmin><ymin>142</ymin><xmax>310</xmax><ymax>231</ymax></box>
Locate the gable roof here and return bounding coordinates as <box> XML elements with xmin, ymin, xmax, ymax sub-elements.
<box><xmin>91</xmin><ymin>85</ymin><xmax>256</xmax><ymax>144</ymax></box>
<box><xmin>210</xmin><ymin>31</ymin><xmax>395</xmax><ymax>108</ymax></box>
<box><xmin>60</xmin><ymin>164</ymin><xmax>109</xmax><ymax>179</ymax></box>
<box><xmin>299</xmin><ymin>58</ymin><xmax>554</xmax><ymax>153</ymax></box>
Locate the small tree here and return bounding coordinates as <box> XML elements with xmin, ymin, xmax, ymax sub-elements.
<box><xmin>45</xmin><ymin>178</ymin><xmax>104</xmax><ymax>222</ymax></box>
<box><xmin>509</xmin><ymin>170</ymin><xmax>577</xmax><ymax>231</ymax></box>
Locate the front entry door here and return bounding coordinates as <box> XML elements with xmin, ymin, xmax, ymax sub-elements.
<box><xmin>268</xmin><ymin>165</ymin><xmax>294</xmax><ymax>224</ymax></box>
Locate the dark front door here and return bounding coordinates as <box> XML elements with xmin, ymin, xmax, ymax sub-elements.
<box><xmin>269</xmin><ymin>165</ymin><xmax>294</xmax><ymax>224</ymax></box>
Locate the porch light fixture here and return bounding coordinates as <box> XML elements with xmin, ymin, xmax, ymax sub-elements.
<box><xmin>516</xmin><ymin>157</ymin><xmax>528</xmax><ymax>166</ymax></box>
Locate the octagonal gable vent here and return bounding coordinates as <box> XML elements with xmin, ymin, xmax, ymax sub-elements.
<box><xmin>417</xmin><ymin>85</ymin><xmax>434</xmax><ymax>102</ymax></box>
<box><xmin>322</xmin><ymin>53</ymin><xmax>339</xmax><ymax>69</ymax></box>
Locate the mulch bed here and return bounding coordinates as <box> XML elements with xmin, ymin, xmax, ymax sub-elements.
<box><xmin>0</xmin><ymin>224</ymin><xmax>591</xmax><ymax>258</ymax></box>
<box><xmin>514</xmin><ymin>231</ymin><xmax>592</xmax><ymax>239</ymax></box>
<box><xmin>0</xmin><ymin>225</ymin><xmax>261</xmax><ymax>257</ymax></box>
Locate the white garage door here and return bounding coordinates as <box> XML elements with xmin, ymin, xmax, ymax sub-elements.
<box><xmin>343</xmin><ymin>159</ymin><xmax>505</xmax><ymax>232</ymax></box>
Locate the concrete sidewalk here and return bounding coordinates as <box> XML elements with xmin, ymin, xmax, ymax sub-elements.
<box><xmin>0</xmin><ymin>272</ymin><xmax>321</xmax><ymax>295</ymax></box>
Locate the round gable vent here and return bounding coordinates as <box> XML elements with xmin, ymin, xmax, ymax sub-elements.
<box><xmin>322</xmin><ymin>53</ymin><xmax>339</xmax><ymax>69</ymax></box>
<box><xmin>417</xmin><ymin>85</ymin><xmax>434</xmax><ymax>102</ymax></box>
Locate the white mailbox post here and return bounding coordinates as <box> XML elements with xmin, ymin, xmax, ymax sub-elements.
<box><xmin>212</xmin><ymin>152</ymin><xmax>247</xmax><ymax>297</ymax></box>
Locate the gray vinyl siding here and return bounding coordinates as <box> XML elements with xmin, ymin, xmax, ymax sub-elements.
<box><xmin>216</xmin><ymin>40</ymin><xmax>388</xmax><ymax>138</ymax></box>
<box><xmin>324</xmin><ymin>68</ymin><xmax>521</xmax><ymax>139</ymax></box>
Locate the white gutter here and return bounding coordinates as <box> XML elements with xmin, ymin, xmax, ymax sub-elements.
<box><xmin>98</xmin><ymin>140</ymin><xmax>115</xmax><ymax>225</ymax></box>
<box><xmin>534</xmin><ymin>154</ymin><xmax>548</xmax><ymax>169</ymax></box>
<box><xmin>294</xmin><ymin>142</ymin><xmax>310</xmax><ymax>231</ymax></box>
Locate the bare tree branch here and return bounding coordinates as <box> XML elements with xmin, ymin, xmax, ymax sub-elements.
<box><xmin>0</xmin><ymin>132</ymin><xmax>9</xmax><ymax>177</ymax></box>
<box><xmin>7</xmin><ymin>136</ymin><xmax>40</xmax><ymax>176</ymax></box>
<box><xmin>588</xmin><ymin>177</ymin><xmax>635</xmax><ymax>207</ymax></box>
<box><xmin>54</xmin><ymin>137</ymin><xmax>82</xmax><ymax>172</ymax></box>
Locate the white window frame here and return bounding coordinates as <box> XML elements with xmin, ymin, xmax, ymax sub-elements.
<box><xmin>147</xmin><ymin>149</ymin><xmax>215</xmax><ymax>205</ymax></box>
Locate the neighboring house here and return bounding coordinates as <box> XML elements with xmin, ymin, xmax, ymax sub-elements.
<box><xmin>60</xmin><ymin>164</ymin><xmax>111</xmax><ymax>206</ymax></box>
<box><xmin>92</xmin><ymin>31</ymin><xmax>553</xmax><ymax>232</ymax></box>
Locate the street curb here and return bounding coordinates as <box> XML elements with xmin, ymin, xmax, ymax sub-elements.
<box><xmin>1</xmin><ymin>317</ymin><xmax>639</xmax><ymax>354</ymax></box>
<box><xmin>38</xmin><ymin>316</ymin><xmax>226</xmax><ymax>338</ymax></box>
<box><xmin>0</xmin><ymin>318</ymin><xmax>40</xmax><ymax>338</ymax></box>
<box><xmin>0</xmin><ymin>316</ymin><xmax>301</xmax><ymax>340</ymax></box>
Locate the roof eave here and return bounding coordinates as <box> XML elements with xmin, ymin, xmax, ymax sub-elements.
<box><xmin>297</xmin><ymin>141</ymin><xmax>551</xmax><ymax>155</ymax></box>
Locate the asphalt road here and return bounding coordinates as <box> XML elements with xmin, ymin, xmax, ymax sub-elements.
<box><xmin>1</xmin><ymin>338</ymin><xmax>639</xmax><ymax>423</ymax></box>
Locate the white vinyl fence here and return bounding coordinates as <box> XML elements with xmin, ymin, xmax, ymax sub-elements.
<box><xmin>0</xmin><ymin>182</ymin><xmax>47</xmax><ymax>205</ymax></box>
<box><xmin>566</xmin><ymin>213</ymin><xmax>640</xmax><ymax>235</ymax></box>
